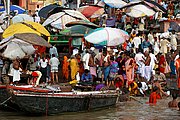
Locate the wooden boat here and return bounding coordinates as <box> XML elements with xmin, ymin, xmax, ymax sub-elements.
<box><xmin>0</xmin><ymin>85</ymin><xmax>20</xmax><ymax>110</ymax></box>
<box><xmin>7</xmin><ymin>85</ymin><xmax>118</xmax><ymax>115</ymax></box>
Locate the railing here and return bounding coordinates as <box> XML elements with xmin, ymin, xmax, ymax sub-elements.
<box><xmin>49</xmin><ymin>35</ymin><xmax>69</xmax><ymax>44</ymax></box>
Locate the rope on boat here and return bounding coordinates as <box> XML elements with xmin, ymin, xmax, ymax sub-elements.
<box><xmin>0</xmin><ymin>96</ymin><xmax>12</xmax><ymax>106</ymax></box>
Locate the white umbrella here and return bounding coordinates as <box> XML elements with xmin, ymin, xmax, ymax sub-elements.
<box><xmin>103</xmin><ymin>0</ymin><xmax>127</xmax><ymax>8</ymax></box>
<box><xmin>11</xmin><ymin>14</ymin><xmax>34</xmax><ymax>24</ymax></box>
<box><xmin>43</xmin><ymin>10</ymin><xmax>89</xmax><ymax>29</ymax></box>
<box><xmin>85</xmin><ymin>27</ymin><xmax>129</xmax><ymax>46</ymax></box>
<box><xmin>125</xmin><ymin>4</ymin><xmax>155</xmax><ymax>18</ymax></box>
<box><xmin>0</xmin><ymin>37</ymin><xmax>35</xmax><ymax>60</ymax></box>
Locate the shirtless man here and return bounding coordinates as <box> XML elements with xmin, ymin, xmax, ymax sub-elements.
<box><xmin>142</xmin><ymin>50</ymin><xmax>151</xmax><ymax>81</ymax></box>
<box><xmin>12</xmin><ymin>57</ymin><xmax>21</xmax><ymax>83</ymax></box>
<box><xmin>168</xmin><ymin>93</ymin><xmax>178</xmax><ymax>108</ymax></box>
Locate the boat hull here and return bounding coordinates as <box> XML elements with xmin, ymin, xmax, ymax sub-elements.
<box><xmin>13</xmin><ymin>92</ymin><xmax>118</xmax><ymax>115</ymax></box>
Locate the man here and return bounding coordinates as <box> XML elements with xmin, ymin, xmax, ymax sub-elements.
<box><xmin>0</xmin><ymin>57</ymin><xmax>3</xmax><ymax>83</ymax></box>
<box><xmin>50</xmin><ymin>54</ymin><xmax>60</xmax><ymax>84</ymax></box>
<box><xmin>137</xmin><ymin>82</ymin><xmax>148</xmax><ymax>96</ymax></box>
<box><xmin>12</xmin><ymin>57</ymin><xmax>21</xmax><ymax>84</ymax></box>
<box><xmin>135</xmin><ymin>49</ymin><xmax>145</xmax><ymax>80</ymax></box>
<box><xmin>168</xmin><ymin>93</ymin><xmax>178</xmax><ymax>108</ymax></box>
<box><xmin>49</xmin><ymin>44</ymin><xmax>58</xmax><ymax>58</ymax></box>
<box><xmin>80</xmin><ymin>69</ymin><xmax>93</xmax><ymax>86</ymax></box>
<box><xmin>132</xmin><ymin>33</ymin><xmax>141</xmax><ymax>53</ymax></box>
<box><xmin>82</xmin><ymin>49</ymin><xmax>90</xmax><ymax>70</ymax></box>
<box><xmin>170</xmin><ymin>30</ymin><xmax>177</xmax><ymax>51</ymax></box>
<box><xmin>143</xmin><ymin>50</ymin><xmax>152</xmax><ymax>81</ymax></box>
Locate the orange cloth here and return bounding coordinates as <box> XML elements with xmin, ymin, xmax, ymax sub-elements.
<box><xmin>175</xmin><ymin>59</ymin><xmax>180</xmax><ymax>88</ymax></box>
<box><xmin>149</xmin><ymin>92</ymin><xmax>157</xmax><ymax>104</ymax></box>
<box><xmin>62</xmin><ymin>56</ymin><xmax>69</xmax><ymax>80</ymax></box>
<box><xmin>159</xmin><ymin>55</ymin><xmax>165</xmax><ymax>73</ymax></box>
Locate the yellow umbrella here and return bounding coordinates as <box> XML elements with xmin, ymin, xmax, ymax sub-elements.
<box><xmin>3</xmin><ymin>21</ymin><xmax>50</xmax><ymax>40</ymax></box>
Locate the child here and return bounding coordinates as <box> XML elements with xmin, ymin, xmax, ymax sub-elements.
<box><xmin>108</xmin><ymin>56</ymin><xmax>119</xmax><ymax>88</ymax></box>
<box><xmin>168</xmin><ymin>93</ymin><xmax>178</xmax><ymax>108</ymax></box>
<box><xmin>149</xmin><ymin>86</ymin><xmax>159</xmax><ymax>104</ymax></box>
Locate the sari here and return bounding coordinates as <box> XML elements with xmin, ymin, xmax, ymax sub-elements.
<box><xmin>175</xmin><ymin>58</ymin><xmax>180</xmax><ymax>88</ymax></box>
<box><xmin>62</xmin><ymin>56</ymin><xmax>69</xmax><ymax>80</ymax></box>
<box><xmin>159</xmin><ymin>55</ymin><xmax>166</xmax><ymax>73</ymax></box>
<box><xmin>70</xmin><ymin>58</ymin><xmax>79</xmax><ymax>80</ymax></box>
<box><xmin>125</xmin><ymin>58</ymin><xmax>134</xmax><ymax>83</ymax></box>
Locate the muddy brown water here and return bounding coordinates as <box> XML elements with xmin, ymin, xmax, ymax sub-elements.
<box><xmin>0</xmin><ymin>97</ymin><xmax>180</xmax><ymax>120</ymax></box>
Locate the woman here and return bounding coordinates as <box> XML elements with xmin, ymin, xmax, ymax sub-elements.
<box><xmin>62</xmin><ymin>56</ymin><xmax>69</xmax><ymax>81</ymax></box>
<box><xmin>125</xmin><ymin>53</ymin><xmax>135</xmax><ymax>87</ymax></box>
<box><xmin>69</xmin><ymin>55</ymin><xmax>79</xmax><ymax>80</ymax></box>
<box><xmin>158</xmin><ymin>53</ymin><xmax>166</xmax><ymax>74</ymax></box>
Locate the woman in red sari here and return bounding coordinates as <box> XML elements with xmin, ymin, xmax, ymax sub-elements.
<box><xmin>158</xmin><ymin>53</ymin><xmax>166</xmax><ymax>73</ymax></box>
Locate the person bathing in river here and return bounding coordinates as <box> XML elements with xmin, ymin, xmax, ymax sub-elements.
<box><xmin>149</xmin><ymin>86</ymin><xmax>159</xmax><ymax>104</ymax></box>
<box><xmin>168</xmin><ymin>93</ymin><xmax>178</xmax><ymax>108</ymax></box>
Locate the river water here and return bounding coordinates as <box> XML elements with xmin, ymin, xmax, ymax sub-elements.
<box><xmin>0</xmin><ymin>97</ymin><xmax>180</xmax><ymax>120</ymax></box>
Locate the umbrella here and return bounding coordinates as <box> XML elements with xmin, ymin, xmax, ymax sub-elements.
<box><xmin>11</xmin><ymin>14</ymin><xmax>34</xmax><ymax>24</ymax></box>
<box><xmin>47</xmin><ymin>6</ymin><xmax>70</xmax><ymax>17</ymax></box>
<box><xmin>0</xmin><ymin>37</ymin><xmax>35</xmax><ymax>60</ymax></box>
<box><xmin>78</xmin><ymin>5</ymin><xmax>104</xmax><ymax>18</ymax></box>
<box><xmin>85</xmin><ymin>27</ymin><xmax>129</xmax><ymax>46</ymax></box>
<box><xmin>3</xmin><ymin>21</ymin><xmax>50</xmax><ymax>39</ymax></box>
<box><xmin>0</xmin><ymin>5</ymin><xmax>25</xmax><ymax>14</ymax></box>
<box><xmin>14</xmin><ymin>33</ymin><xmax>52</xmax><ymax>48</ymax></box>
<box><xmin>121</xmin><ymin>0</ymin><xmax>166</xmax><ymax>13</ymax></box>
<box><xmin>60</xmin><ymin>25</ymin><xmax>96</xmax><ymax>36</ymax></box>
<box><xmin>66</xmin><ymin>20</ymin><xmax>99</xmax><ymax>29</ymax></box>
<box><xmin>125</xmin><ymin>4</ymin><xmax>155</xmax><ymax>18</ymax></box>
<box><xmin>38</xmin><ymin>3</ymin><xmax>60</xmax><ymax>18</ymax></box>
<box><xmin>42</xmin><ymin>10</ymin><xmax>89</xmax><ymax>29</ymax></box>
<box><xmin>102</xmin><ymin>0</ymin><xmax>127</xmax><ymax>8</ymax></box>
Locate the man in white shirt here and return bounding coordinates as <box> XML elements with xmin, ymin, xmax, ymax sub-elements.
<box><xmin>49</xmin><ymin>44</ymin><xmax>58</xmax><ymax>58</ymax></box>
<box><xmin>82</xmin><ymin>50</ymin><xmax>90</xmax><ymax>70</ymax></box>
<box><xmin>132</xmin><ymin>34</ymin><xmax>141</xmax><ymax>53</ymax></box>
<box><xmin>135</xmin><ymin>49</ymin><xmax>145</xmax><ymax>79</ymax></box>
<box><xmin>50</xmin><ymin>54</ymin><xmax>60</xmax><ymax>84</ymax></box>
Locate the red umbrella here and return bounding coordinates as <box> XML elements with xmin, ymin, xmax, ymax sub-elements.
<box><xmin>78</xmin><ymin>5</ymin><xmax>104</xmax><ymax>18</ymax></box>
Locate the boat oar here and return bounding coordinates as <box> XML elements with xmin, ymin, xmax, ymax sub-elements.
<box><xmin>129</xmin><ymin>96</ymin><xmax>144</xmax><ymax>104</ymax></box>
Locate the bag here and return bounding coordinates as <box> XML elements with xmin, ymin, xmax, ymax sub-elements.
<box><xmin>164</xmin><ymin>62</ymin><xmax>171</xmax><ymax>73</ymax></box>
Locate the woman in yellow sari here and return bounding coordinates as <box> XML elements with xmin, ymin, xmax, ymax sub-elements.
<box><xmin>62</xmin><ymin>56</ymin><xmax>69</xmax><ymax>81</ymax></box>
<box><xmin>69</xmin><ymin>55</ymin><xmax>79</xmax><ymax>80</ymax></box>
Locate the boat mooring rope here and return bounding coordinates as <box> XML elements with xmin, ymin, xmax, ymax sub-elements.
<box><xmin>0</xmin><ymin>96</ymin><xmax>12</xmax><ymax>106</ymax></box>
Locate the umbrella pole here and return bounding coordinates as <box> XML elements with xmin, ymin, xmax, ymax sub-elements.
<box><xmin>4</xmin><ymin>0</ymin><xmax>10</xmax><ymax>27</ymax></box>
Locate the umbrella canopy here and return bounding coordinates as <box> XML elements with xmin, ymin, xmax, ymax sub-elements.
<box><xmin>85</xmin><ymin>27</ymin><xmax>129</xmax><ymax>46</ymax></box>
<box><xmin>102</xmin><ymin>0</ymin><xmax>127</xmax><ymax>8</ymax></box>
<box><xmin>60</xmin><ymin>25</ymin><xmax>96</xmax><ymax>36</ymax></box>
<box><xmin>0</xmin><ymin>37</ymin><xmax>35</xmax><ymax>60</ymax></box>
<box><xmin>3</xmin><ymin>21</ymin><xmax>50</xmax><ymax>39</ymax></box>
<box><xmin>121</xmin><ymin>0</ymin><xmax>167</xmax><ymax>13</ymax></box>
<box><xmin>78</xmin><ymin>5</ymin><xmax>104</xmax><ymax>18</ymax></box>
<box><xmin>0</xmin><ymin>5</ymin><xmax>25</xmax><ymax>14</ymax></box>
<box><xmin>43</xmin><ymin>10</ymin><xmax>89</xmax><ymax>29</ymax></box>
<box><xmin>38</xmin><ymin>3</ymin><xmax>60</xmax><ymax>18</ymax></box>
<box><xmin>11</xmin><ymin>14</ymin><xmax>34</xmax><ymax>24</ymax></box>
<box><xmin>14</xmin><ymin>33</ymin><xmax>52</xmax><ymax>48</ymax></box>
<box><xmin>66</xmin><ymin>20</ymin><xmax>99</xmax><ymax>29</ymax></box>
<box><xmin>47</xmin><ymin>6</ymin><xmax>70</xmax><ymax>17</ymax></box>
<box><xmin>125</xmin><ymin>4</ymin><xmax>155</xmax><ymax>18</ymax></box>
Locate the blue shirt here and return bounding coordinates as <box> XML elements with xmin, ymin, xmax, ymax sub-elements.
<box><xmin>81</xmin><ymin>73</ymin><xmax>92</xmax><ymax>82</ymax></box>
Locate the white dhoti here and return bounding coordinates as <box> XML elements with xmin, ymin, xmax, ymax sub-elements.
<box><xmin>138</xmin><ymin>61</ymin><xmax>145</xmax><ymax>78</ymax></box>
<box><xmin>13</xmin><ymin>69</ymin><xmax>21</xmax><ymax>82</ymax></box>
<box><xmin>144</xmin><ymin>66</ymin><xmax>152</xmax><ymax>81</ymax></box>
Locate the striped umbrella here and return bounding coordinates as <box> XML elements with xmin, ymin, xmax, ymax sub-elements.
<box><xmin>78</xmin><ymin>5</ymin><xmax>104</xmax><ymax>18</ymax></box>
<box><xmin>85</xmin><ymin>27</ymin><xmax>129</xmax><ymax>46</ymax></box>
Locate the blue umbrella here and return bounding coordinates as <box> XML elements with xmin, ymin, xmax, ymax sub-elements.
<box><xmin>0</xmin><ymin>5</ymin><xmax>25</xmax><ymax>14</ymax></box>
